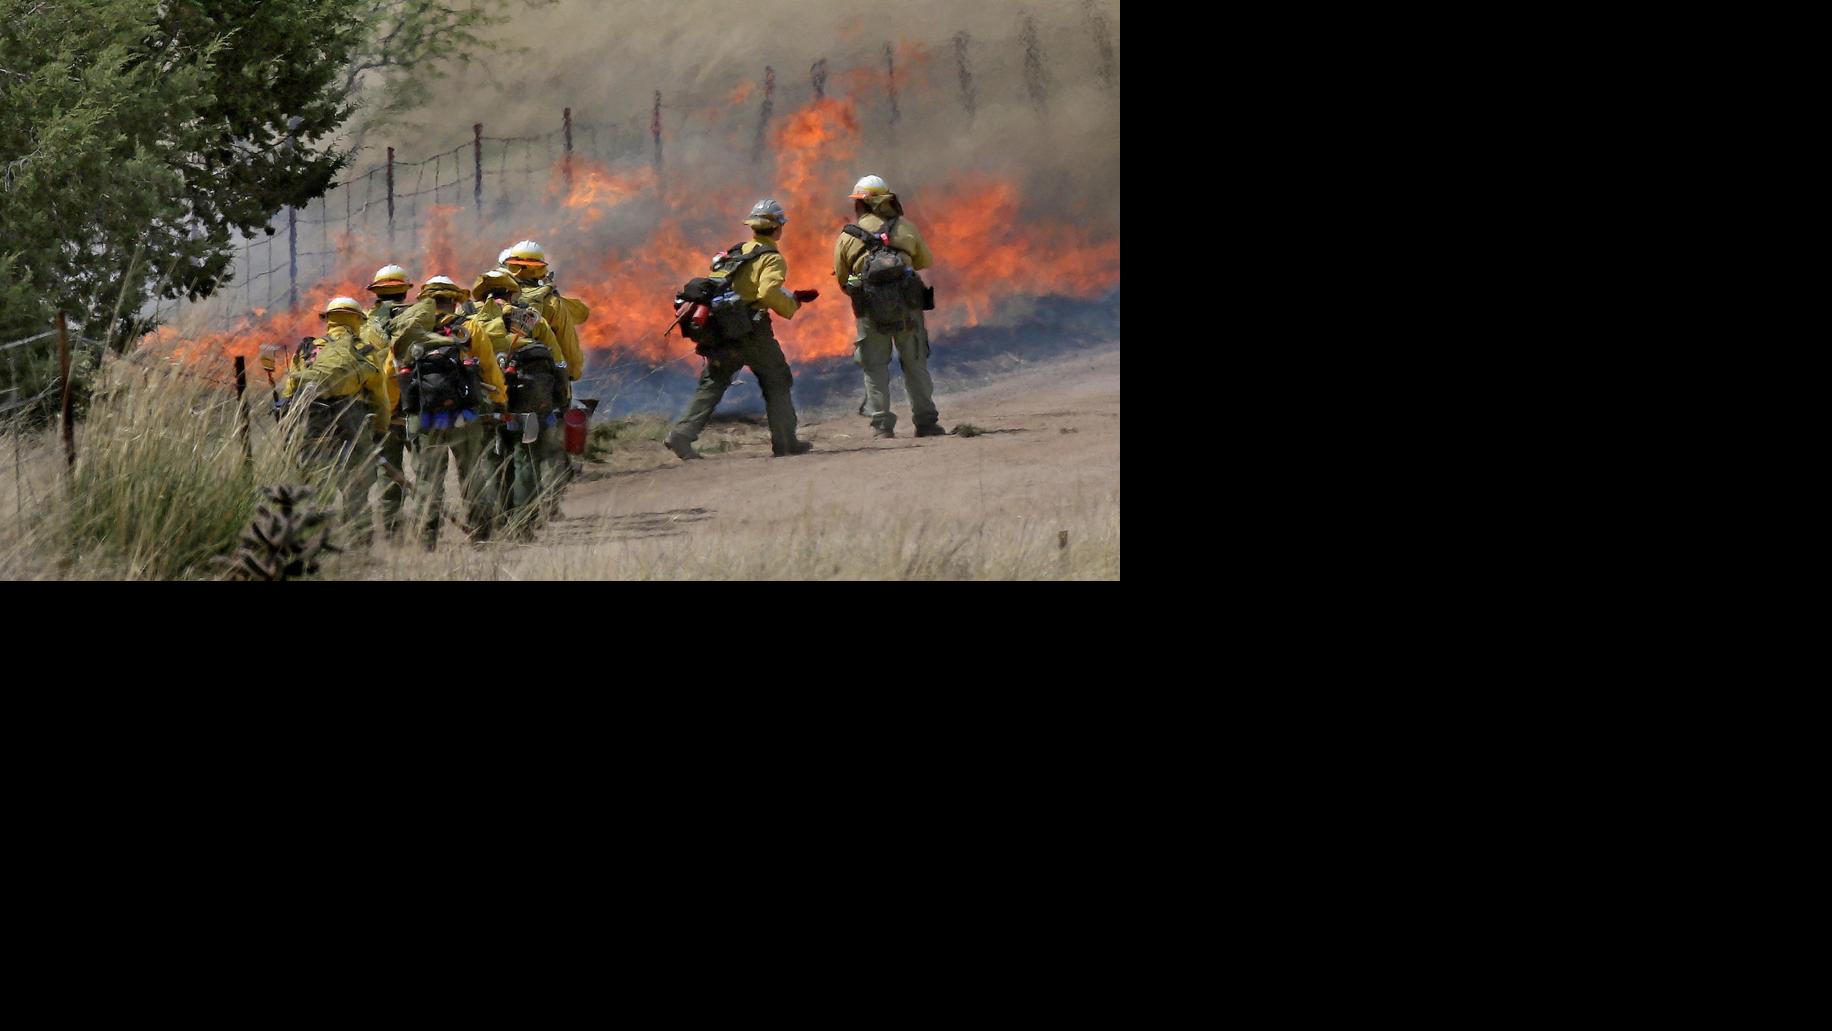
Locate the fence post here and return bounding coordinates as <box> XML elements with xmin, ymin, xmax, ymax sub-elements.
<box><xmin>953</xmin><ymin>32</ymin><xmax>977</xmax><ymax>117</ymax></box>
<box><xmin>287</xmin><ymin>204</ymin><xmax>298</xmax><ymax>311</ymax></box>
<box><xmin>752</xmin><ymin>68</ymin><xmax>775</xmax><ymax>162</ymax></box>
<box><xmin>652</xmin><ymin>90</ymin><xmax>662</xmax><ymax>171</ymax></box>
<box><xmin>884</xmin><ymin>43</ymin><xmax>900</xmax><ymax>124</ymax></box>
<box><xmin>386</xmin><ymin>146</ymin><xmax>396</xmax><ymax>250</ymax></box>
<box><xmin>563</xmin><ymin>108</ymin><xmax>573</xmax><ymax>190</ymax></box>
<box><xmin>1021</xmin><ymin>11</ymin><xmax>1050</xmax><ymax>114</ymax></box>
<box><xmin>57</xmin><ymin>312</ymin><xmax>74</xmax><ymax>469</ymax></box>
<box><xmin>473</xmin><ymin>124</ymin><xmax>484</xmax><ymax>215</ymax></box>
<box><xmin>9</xmin><ymin>353</ymin><xmax>20</xmax><ymax>520</ymax></box>
<box><xmin>233</xmin><ymin>355</ymin><xmax>251</xmax><ymax>464</ymax></box>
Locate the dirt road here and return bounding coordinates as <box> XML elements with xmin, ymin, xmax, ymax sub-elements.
<box><xmin>548</xmin><ymin>343</ymin><xmax>1120</xmax><ymax>558</ymax></box>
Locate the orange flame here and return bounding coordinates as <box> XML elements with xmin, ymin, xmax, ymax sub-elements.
<box><xmin>142</xmin><ymin>52</ymin><xmax>1120</xmax><ymax>385</ymax></box>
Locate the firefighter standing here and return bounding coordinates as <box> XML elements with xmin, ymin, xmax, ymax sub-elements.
<box><xmin>833</xmin><ymin>175</ymin><xmax>945</xmax><ymax>439</ymax></box>
<box><xmin>364</xmin><ymin>263</ymin><xmax>416</xmax><ymax>534</ymax></box>
<box><xmin>276</xmin><ymin>296</ymin><xmax>394</xmax><ymax>544</ymax></box>
<box><xmin>502</xmin><ymin>241</ymin><xmax>588</xmax><ymax>515</ymax></box>
<box><xmin>472</xmin><ymin>268</ymin><xmax>566</xmax><ymax>537</ymax></box>
<box><xmin>397</xmin><ymin>275</ymin><xmax>507</xmax><ymax>547</ymax></box>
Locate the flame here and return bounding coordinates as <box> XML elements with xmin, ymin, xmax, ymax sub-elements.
<box><xmin>141</xmin><ymin>48</ymin><xmax>1120</xmax><ymax>386</ymax></box>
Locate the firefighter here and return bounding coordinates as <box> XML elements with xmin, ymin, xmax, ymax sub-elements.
<box><xmin>276</xmin><ymin>296</ymin><xmax>393</xmax><ymax>544</ymax></box>
<box><xmin>833</xmin><ymin>175</ymin><xmax>945</xmax><ymax>438</ymax></box>
<box><xmin>500</xmin><ymin>240</ymin><xmax>589</xmax><ymax>516</ymax></box>
<box><xmin>397</xmin><ymin>275</ymin><xmax>507</xmax><ymax>547</ymax></box>
<box><xmin>472</xmin><ymin>268</ymin><xmax>566</xmax><ymax>538</ymax></box>
<box><xmin>364</xmin><ymin>263</ymin><xmax>416</xmax><ymax>534</ymax></box>
<box><xmin>664</xmin><ymin>198</ymin><xmax>820</xmax><ymax>460</ymax></box>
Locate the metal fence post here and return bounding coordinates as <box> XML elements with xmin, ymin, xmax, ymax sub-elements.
<box><xmin>58</xmin><ymin>312</ymin><xmax>74</xmax><ymax>469</ymax></box>
<box><xmin>652</xmin><ymin>91</ymin><xmax>662</xmax><ymax>171</ymax></box>
<box><xmin>386</xmin><ymin>146</ymin><xmax>396</xmax><ymax>249</ymax></box>
<box><xmin>287</xmin><ymin>204</ymin><xmax>298</xmax><ymax>310</ymax></box>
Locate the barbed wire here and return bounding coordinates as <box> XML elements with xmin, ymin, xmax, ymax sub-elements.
<box><xmin>142</xmin><ymin>20</ymin><xmax>1117</xmax><ymax>335</ymax></box>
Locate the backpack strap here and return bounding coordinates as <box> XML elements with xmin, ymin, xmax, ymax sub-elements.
<box><xmin>844</xmin><ymin>220</ymin><xmax>909</xmax><ymax>254</ymax></box>
<box><xmin>712</xmin><ymin>241</ymin><xmax>771</xmax><ymax>276</ymax></box>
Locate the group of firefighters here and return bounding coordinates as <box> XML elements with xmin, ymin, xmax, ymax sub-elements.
<box><xmin>275</xmin><ymin>174</ymin><xmax>942</xmax><ymax>548</ymax></box>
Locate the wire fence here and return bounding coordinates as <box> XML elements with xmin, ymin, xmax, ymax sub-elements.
<box><xmin>7</xmin><ymin>12</ymin><xmax>1119</xmax><ymax>376</ymax></box>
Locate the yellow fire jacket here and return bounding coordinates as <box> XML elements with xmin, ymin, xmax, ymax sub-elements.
<box><xmin>834</xmin><ymin>211</ymin><xmax>934</xmax><ymax>287</ymax></box>
<box><xmin>279</xmin><ymin>324</ymin><xmax>393</xmax><ymax>437</ymax></box>
<box><xmin>514</xmin><ymin>278</ymin><xmax>588</xmax><ymax>381</ymax></box>
<box><xmin>725</xmin><ymin>236</ymin><xmax>801</xmax><ymax>319</ymax></box>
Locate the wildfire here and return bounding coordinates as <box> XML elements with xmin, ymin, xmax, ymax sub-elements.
<box><xmin>141</xmin><ymin>46</ymin><xmax>1120</xmax><ymax>385</ymax></box>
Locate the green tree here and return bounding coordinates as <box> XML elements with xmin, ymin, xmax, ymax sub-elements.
<box><xmin>0</xmin><ymin>0</ymin><xmax>365</xmax><ymax>419</ymax></box>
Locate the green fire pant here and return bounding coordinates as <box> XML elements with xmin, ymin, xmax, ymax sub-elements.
<box><xmin>672</xmin><ymin>320</ymin><xmax>799</xmax><ymax>454</ymax></box>
<box><xmin>498</xmin><ymin>417</ymin><xmax>565</xmax><ymax>530</ymax></box>
<box><xmin>408</xmin><ymin>418</ymin><xmax>493</xmax><ymax>544</ymax></box>
<box><xmin>855</xmin><ymin>312</ymin><xmax>937</xmax><ymax>433</ymax></box>
<box><xmin>379</xmin><ymin>421</ymin><xmax>407</xmax><ymax>533</ymax></box>
<box><xmin>298</xmin><ymin>400</ymin><xmax>378</xmax><ymax>545</ymax></box>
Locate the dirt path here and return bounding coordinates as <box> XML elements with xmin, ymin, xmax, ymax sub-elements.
<box><xmin>547</xmin><ymin>343</ymin><xmax>1120</xmax><ymax>550</ymax></box>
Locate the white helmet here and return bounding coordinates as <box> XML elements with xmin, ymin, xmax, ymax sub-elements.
<box><xmin>420</xmin><ymin>275</ymin><xmax>466</xmax><ymax>299</ymax></box>
<box><xmin>368</xmin><ymin>264</ymin><xmax>412</xmax><ymax>291</ymax></box>
<box><xmin>497</xmin><ymin>247</ymin><xmax>513</xmax><ymax>265</ymax></box>
<box><xmin>504</xmin><ymin>240</ymin><xmax>547</xmax><ymax>267</ymax></box>
<box><xmin>321</xmin><ymin>296</ymin><xmax>363</xmax><ymax>318</ymax></box>
<box><xmin>849</xmin><ymin>174</ymin><xmax>891</xmax><ymax>199</ymax></box>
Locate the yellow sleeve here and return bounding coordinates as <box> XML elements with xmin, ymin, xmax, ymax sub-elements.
<box><xmin>466</xmin><ymin>318</ymin><xmax>508</xmax><ymax>406</ymax></box>
<box><xmin>365</xmin><ymin>355</ymin><xmax>392</xmax><ymax>438</ymax></box>
<box><xmin>903</xmin><ymin>221</ymin><xmax>934</xmax><ymax>271</ymax></box>
<box><xmin>834</xmin><ymin>233</ymin><xmax>860</xmax><ymax>286</ymax></box>
<box><xmin>374</xmin><ymin>335</ymin><xmax>399</xmax><ymax>414</ymax></box>
<box><xmin>544</xmin><ymin>298</ymin><xmax>585</xmax><ymax>380</ymax></box>
<box><xmin>755</xmin><ymin>252</ymin><xmax>799</xmax><ymax>319</ymax></box>
<box><xmin>553</xmin><ymin>309</ymin><xmax>582</xmax><ymax>384</ymax></box>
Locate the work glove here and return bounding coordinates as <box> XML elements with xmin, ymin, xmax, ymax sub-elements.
<box><xmin>791</xmin><ymin>289</ymin><xmax>820</xmax><ymax>303</ymax></box>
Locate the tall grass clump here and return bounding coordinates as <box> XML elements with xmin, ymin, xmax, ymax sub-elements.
<box><xmin>12</xmin><ymin>358</ymin><xmax>320</xmax><ymax>579</ymax></box>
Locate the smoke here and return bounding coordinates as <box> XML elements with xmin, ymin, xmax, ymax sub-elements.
<box><xmin>158</xmin><ymin>1</ymin><xmax>1119</xmax><ymax>415</ymax></box>
<box><xmin>372</xmin><ymin>0</ymin><xmax>1119</xmax><ymax>229</ymax></box>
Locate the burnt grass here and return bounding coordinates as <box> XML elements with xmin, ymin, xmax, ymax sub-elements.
<box><xmin>578</xmin><ymin>289</ymin><xmax>1119</xmax><ymax>421</ymax></box>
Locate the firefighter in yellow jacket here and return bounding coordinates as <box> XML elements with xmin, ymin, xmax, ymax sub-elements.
<box><xmin>833</xmin><ymin>175</ymin><xmax>944</xmax><ymax>438</ymax></box>
<box><xmin>363</xmin><ymin>263</ymin><xmax>416</xmax><ymax>534</ymax></box>
<box><xmin>501</xmin><ymin>240</ymin><xmax>589</xmax><ymax>513</ymax></box>
<box><xmin>664</xmin><ymin>199</ymin><xmax>820</xmax><ymax>459</ymax></box>
<box><xmin>500</xmin><ymin>241</ymin><xmax>587</xmax><ymax>396</ymax></box>
<box><xmin>472</xmin><ymin>268</ymin><xmax>567</xmax><ymax>536</ymax></box>
<box><xmin>277</xmin><ymin>295</ymin><xmax>394</xmax><ymax>543</ymax></box>
<box><xmin>396</xmin><ymin>275</ymin><xmax>508</xmax><ymax>547</ymax></box>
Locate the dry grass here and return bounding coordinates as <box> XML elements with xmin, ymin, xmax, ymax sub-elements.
<box><xmin>1</xmin><ymin>355</ymin><xmax>378</xmax><ymax>580</ymax></box>
<box><xmin>320</xmin><ymin>489</ymin><xmax>1120</xmax><ymax>581</ymax></box>
<box><xmin>3</xmin><ymin>357</ymin><xmax>1120</xmax><ymax>581</ymax></box>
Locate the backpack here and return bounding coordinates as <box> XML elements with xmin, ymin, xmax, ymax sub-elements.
<box><xmin>400</xmin><ymin>336</ymin><xmax>481</xmax><ymax>420</ymax></box>
<box><xmin>502</xmin><ymin>340</ymin><xmax>566</xmax><ymax>416</ymax></box>
<box><xmin>842</xmin><ymin>218</ymin><xmax>929</xmax><ymax>330</ymax></box>
<box><xmin>294</xmin><ymin>335</ymin><xmax>321</xmax><ymax>368</ymax></box>
<box><xmin>675</xmin><ymin>243</ymin><xmax>769</xmax><ymax>356</ymax></box>
<box><xmin>293</xmin><ymin>332</ymin><xmax>379</xmax><ymax>441</ymax></box>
